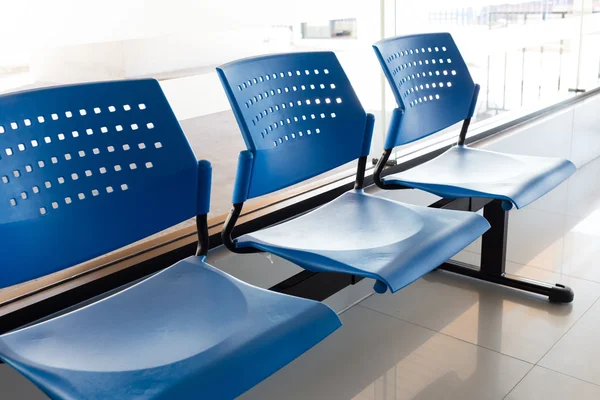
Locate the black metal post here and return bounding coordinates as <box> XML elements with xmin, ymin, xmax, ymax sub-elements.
<box><xmin>354</xmin><ymin>156</ymin><xmax>368</xmax><ymax>190</ymax></box>
<box><xmin>195</xmin><ymin>214</ymin><xmax>210</xmax><ymax>257</ymax></box>
<box><xmin>221</xmin><ymin>203</ymin><xmax>262</xmax><ymax>254</ymax></box>
<box><xmin>373</xmin><ymin>149</ymin><xmax>409</xmax><ymax>191</ymax></box>
<box><xmin>480</xmin><ymin>199</ymin><xmax>508</xmax><ymax>275</ymax></box>
<box><xmin>457</xmin><ymin>118</ymin><xmax>471</xmax><ymax>146</ymax></box>
<box><xmin>439</xmin><ymin>199</ymin><xmax>574</xmax><ymax>303</ymax></box>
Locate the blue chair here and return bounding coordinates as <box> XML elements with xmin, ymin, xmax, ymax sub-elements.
<box><xmin>217</xmin><ymin>52</ymin><xmax>490</xmax><ymax>295</ymax></box>
<box><xmin>0</xmin><ymin>80</ymin><xmax>342</xmax><ymax>399</ymax></box>
<box><xmin>373</xmin><ymin>33</ymin><xmax>577</xmax><ymax>302</ymax></box>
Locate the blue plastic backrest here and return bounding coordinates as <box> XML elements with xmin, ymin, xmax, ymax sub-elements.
<box><xmin>0</xmin><ymin>79</ymin><xmax>211</xmax><ymax>288</ymax></box>
<box><xmin>373</xmin><ymin>33</ymin><xmax>477</xmax><ymax>148</ymax></box>
<box><xmin>217</xmin><ymin>52</ymin><xmax>370</xmax><ymax>203</ymax></box>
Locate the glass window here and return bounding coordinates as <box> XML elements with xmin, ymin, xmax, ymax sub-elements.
<box><xmin>577</xmin><ymin>0</ymin><xmax>600</xmax><ymax>90</ymax></box>
<box><xmin>391</xmin><ymin>0</ymin><xmax>587</xmax><ymax>125</ymax></box>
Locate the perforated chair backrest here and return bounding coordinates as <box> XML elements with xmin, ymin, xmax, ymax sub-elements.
<box><xmin>217</xmin><ymin>52</ymin><xmax>369</xmax><ymax>203</ymax></box>
<box><xmin>374</xmin><ymin>33</ymin><xmax>476</xmax><ymax>148</ymax></box>
<box><xmin>0</xmin><ymin>79</ymin><xmax>209</xmax><ymax>288</ymax></box>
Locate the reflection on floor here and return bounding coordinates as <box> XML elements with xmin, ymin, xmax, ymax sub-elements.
<box><xmin>240</xmin><ymin>154</ymin><xmax>600</xmax><ymax>400</ymax></box>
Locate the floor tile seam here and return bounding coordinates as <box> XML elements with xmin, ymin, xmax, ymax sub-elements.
<box><xmin>502</xmin><ymin>364</ymin><xmax>536</xmax><ymax>400</ymax></box>
<box><xmin>535</xmin><ymin>365</ymin><xmax>600</xmax><ymax>389</ymax></box>
<box><xmin>355</xmin><ymin>304</ymin><xmax>536</xmax><ymax>365</ymax></box>
<box><xmin>535</xmin><ymin>296</ymin><xmax>600</xmax><ymax>366</ymax></box>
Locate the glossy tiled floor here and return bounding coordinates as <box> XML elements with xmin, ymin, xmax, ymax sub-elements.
<box><xmin>240</xmin><ymin>154</ymin><xmax>600</xmax><ymax>400</ymax></box>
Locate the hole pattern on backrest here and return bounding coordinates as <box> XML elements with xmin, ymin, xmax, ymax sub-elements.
<box><xmin>0</xmin><ymin>98</ymin><xmax>164</xmax><ymax>215</ymax></box>
<box><xmin>0</xmin><ymin>114</ymin><xmax>169</xmax><ymax>214</ymax></box>
<box><xmin>0</xmin><ymin>79</ymin><xmax>202</xmax><ymax>287</ymax></box>
<box><xmin>374</xmin><ymin>33</ymin><xmax>475</xmax><ymax>145</ymax></box>
<box><xmin>385</xmin><ymin>48</ymin><xmax>457</xmax><ymax>109</ymax></box>
<box><xmin>233</xmin><ymin>66</ymin><xmax>351</xmax><ymax>150</ymax></box>
<box><xmin>218</xmin><ymin>52</ymin><xmax>367</xmax><ymax>199</ymax></box>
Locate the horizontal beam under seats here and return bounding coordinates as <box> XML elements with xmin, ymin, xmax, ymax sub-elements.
<box><xmin>217</xmin><ymin>51</ymin><xmax>490</xmax><ymax>294</ymax></box>
<box><xmin>0</xmin><ymin>80</ymin><xmax>341</xmax><ymax>399</ymax></box>
<box><xmin>373</xmin><ymin>33</ymin><xmax>576</xmax><ymax>302</ymax></box>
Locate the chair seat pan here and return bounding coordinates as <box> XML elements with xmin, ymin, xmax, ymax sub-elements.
<box><xmin>236</xmin><ymin>190</ymin><xmax>490</xmax><ymax>294</ymax></box>
<box><xmin>383</xmin><ymin>146</ymin><xmax>576</xmax><ymax>209</ymax></box>
<box><xmin>0</xmin><ymin>257</ymin><xmax>341</xmax><ymax>400</ymax></box>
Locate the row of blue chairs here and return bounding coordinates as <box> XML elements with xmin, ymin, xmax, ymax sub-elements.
<box><xmin>0</xmin><ymin>33</ymin><xmax>575</xmax><ymax>399</ymax></box>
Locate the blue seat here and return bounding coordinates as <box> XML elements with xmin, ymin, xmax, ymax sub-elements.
<box><xmin>0</xmin><ymin>258</ymin><xmax>340</xmax><ymax>399</ymax></box>
<box><xmin>0</xmin><ymin>80</ymin><xmax>341</xmax><ymax>399</ymax></box>
<box><xmin>217</xmin><ymin>52</ymin><xmax>490</xmax><ymax>294</ymax></box>
<box><xmin>384</xmin><ymin>146</ymin><xmax>575</xmax><ymax>209</ymax></box>
<box><xmin>237</xmin><ymin>190</ymin><xmax>489</xmax><ymax>293</ymax></box>
<box><xmin>372</xmin><ymin>33</ymin><xmax>576</xmax><ymax>209</ymax></box>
